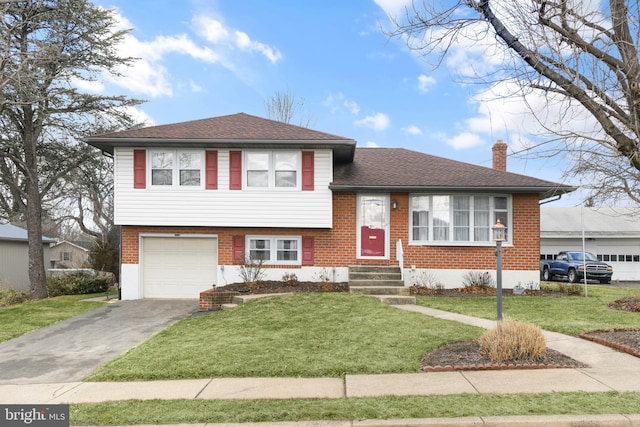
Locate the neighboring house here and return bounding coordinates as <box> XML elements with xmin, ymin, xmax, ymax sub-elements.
<box><xmin>0</xmin><ymin>223</ymin><xmax>55</xmax><ymax>291</ymax></box>
<box><xmin>86</xmin><ymin>113</ymin><xmax>574</xmax><ymax>300</ymax></box>
<box><xmin>541</xmin><ymin>207</ymin><xmax>640</xmax><ymax>281</ymax></box>
<box><xmin>50</xmin><ymin>240</ymin><xmax>90</xmax><ymax>269</ymax></box>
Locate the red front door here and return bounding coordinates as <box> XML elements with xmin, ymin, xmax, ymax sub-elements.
<box><xmin>359</xmin><ymin>195</ymin><xmax>387</xmax><ymax>258</ymax></box>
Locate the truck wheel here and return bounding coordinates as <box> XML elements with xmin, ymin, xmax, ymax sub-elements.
<box><xmin>567</xmin><ymin>269</ymin><xmax>578</xmax><ymax>283</ymax></box>
<box><xmin>542</xmin><ymin>267</ymin><xmax>552</xmax><ymax>281</ymax></box>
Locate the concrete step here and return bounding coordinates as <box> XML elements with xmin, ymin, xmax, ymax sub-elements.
<box><xmin>348</xmin><ymin>265</ymin><xmax>401</xmax><ymax>274</ymax></box>
<box><xmin>221</xmin><ymin>303</ymin><xmax>238</xmax><ymax>310</ymax></box>
<box><xmin>368</xmin><ymin>295</ymin><xmax>417</xmax><ymax>305</ymax></box>
<box><xmin>349</xmin><ymin>286</ymin><xmax>410</xmax><ymax>296</ymax></box>
<box><xmin>349</xmin><ymin>271</ymin><xmax>402</xmax><ymax>281</ymax></box>
<box><xmin>349</xmin><ymin>279</ymin><xmax>405</xmax><ymax>287</ymax></box>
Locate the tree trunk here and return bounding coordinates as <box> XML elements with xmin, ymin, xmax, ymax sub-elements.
<box><xmin>24</xmin><ymin>126</ymin><xmax>48</xmax><ymax>300</ymax></box>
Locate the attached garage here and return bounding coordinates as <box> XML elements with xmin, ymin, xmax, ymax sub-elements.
<box><xmin>141</xmin><ymin>235</ymin><xmax>217</xmax><ymax>299</ymax></box>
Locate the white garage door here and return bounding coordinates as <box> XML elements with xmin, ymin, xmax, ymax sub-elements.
<box><xmin>142</xmin><ymin>236</ymin><xmax>217</xmax><ymax>299</ymax></box>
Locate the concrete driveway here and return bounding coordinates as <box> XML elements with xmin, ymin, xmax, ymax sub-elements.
<box><xmin>0</xmin><ymin>299</ymin><xmax>198</xmax><ymax>385</ymax></box>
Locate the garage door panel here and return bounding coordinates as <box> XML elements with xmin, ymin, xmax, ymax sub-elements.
<box><xmin>142</xmin><ymin>237</ymin><xmax>217</xmax><ymax>299</ymax></box>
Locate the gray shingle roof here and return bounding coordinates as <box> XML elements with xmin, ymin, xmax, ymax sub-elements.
<box><xmin>86</xmin><ymin>113</ymin><xmax>356</xmax><ymax>162</ymax></box>
<box><xmin>332</xmin><ymin>148</ymin><xmax>574</xmax><ymax>198</ymax></box>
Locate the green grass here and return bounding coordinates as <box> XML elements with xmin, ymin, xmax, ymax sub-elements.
<box><xmin>71</xmin><ymin>392</ymin><xmax>640</xmax><ymax>425</ymax></box>
<box><xmin>416</xmin><ymin>283</ymin><xmax>640</xmax><ymax>335</ymax></box>
<box><xmin>0</xmin><ymin>293</ymin><xmax>108</xmax><ymax>343</ymax></box>
<box><xmin>87</xmin><ymin>293</ymin><xmax>483</xmax><ymax>381</ymax></box>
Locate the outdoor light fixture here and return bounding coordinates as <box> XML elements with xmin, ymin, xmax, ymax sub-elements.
<box><xmin>391</xmin><ymin>199</ymin><xmax>398</xmax><ymax>210</ymax></box>
<box><xmin>492</xmin><ymin>219</ymin><xmax>507</xmax><ymax>321</ymax></box>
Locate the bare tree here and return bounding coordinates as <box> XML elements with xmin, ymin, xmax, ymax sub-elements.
<box><xmin>265</xmin><ymin>88</ymin><xmax>312</xmax><ymax>127</ymax></box>
<box><xmin>388</xmin><ymin>1</ymin><xmax>640</xmax><ymax>205</ymax></box>
<box><xmin>0</xmin><ymin>0</ymin><xmax>141</xmax><ymax>299</ymax></box>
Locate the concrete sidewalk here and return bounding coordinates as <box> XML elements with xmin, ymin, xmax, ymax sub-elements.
<box><xmin>2</xmin><ymin>305</ymin><xmax>640</xmax><ymax>426</ymax></box>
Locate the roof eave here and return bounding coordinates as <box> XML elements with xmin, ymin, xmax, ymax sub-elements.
<box><xmin>85</xmin><ymin>137</ymin><xmax>357</xmax><ymax>163</ymax></box>
<box><xmin>329</xmin><ymin>185</ymin><xmax>576</xmax><ymax>197</ymax></box>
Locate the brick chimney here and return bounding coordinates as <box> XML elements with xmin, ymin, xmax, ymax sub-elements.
<box><xmin>492</xmin><ymin>140</ymin><xmax>508</xmax><ymax>171</ymax></box>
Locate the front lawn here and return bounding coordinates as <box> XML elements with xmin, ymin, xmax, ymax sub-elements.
<box><xmin>416</xmin><ymin>283</ymin><xmax>640</xmax><ymax>336</ymax></box>
<box><xmin>72</xmin><ymin>392</ymin><xmax>640</xmax><ymax>425</ymax></box>
<box><xmin>0</xmin><ymin>294</ymin><xmax>109</xmax><ymax>343</ymax></box>
<box><xmin>87</xmin><ymin>293</ymin><xmax>483</xmax><ymax>381</ymax></box>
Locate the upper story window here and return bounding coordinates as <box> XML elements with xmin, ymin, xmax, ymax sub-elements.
<box><xmin>150</xmin><ymin>150</ymin><xmax>203</xmax><ymax>187</ymax></box>
<box><xmin>245</xmin><ymin>151</ymin><xmax>299</xmax><ymax>189</ymax></box>
<box><xmin>410</xmin><ymin>194</ymin><xmax>510</xmax><ymax>245</ymax></box>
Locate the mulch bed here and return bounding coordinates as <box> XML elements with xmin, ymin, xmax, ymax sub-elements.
<box><xmin>421</xmin><ymin>340</ymin><xmax>588</xmax><ymax>372</ymax></box>
<box><xmin>216</xmin><ymin>281</ymin><xmax>640</xmax><ymax>371</ymax></box>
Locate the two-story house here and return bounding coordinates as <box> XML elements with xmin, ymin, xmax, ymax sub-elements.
<box><xmin>86</xmin><ymin>113</ymin><xmax>574</xmax><ymax>299</ymax></box>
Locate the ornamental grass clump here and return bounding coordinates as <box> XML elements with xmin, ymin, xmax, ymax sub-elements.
<box><xmin>480</xmin><ymin>320</ymin><xmax>546</xmax><ymax>363</ymax></box>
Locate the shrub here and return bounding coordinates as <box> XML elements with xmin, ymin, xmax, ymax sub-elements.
<box><xmin>0</xmin><ymin>288</ymin><xmax>29</xmax><ymax>307</ymax></box>
<box><xmin>46</xmin><ymin>272</ymin><xmax>110</xmax><ymax>297</ymax></box>
<box><xmin>281</xmin><ymin>272</ymin><xmax>298</xmax><ymax>285</ymax></box>
<box><xmin>568</xmin><ymin>283</ymin><xmax>582</xmax><ymax>295</ymax></box>
<box><xmin>238</xmin><ymin>257</ymin><xmax>265</xmax><ymax>284</ymax></box>
<box><xmin>480</xmin><ymin>320</ymin><xmax>546</xmax><ymax>363</ymax></box>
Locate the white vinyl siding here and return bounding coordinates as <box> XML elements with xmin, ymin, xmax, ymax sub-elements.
<box><xmin>114</xmin><ymin>148</ymin><xmax>333</xmax><ymax>228</ymax></box>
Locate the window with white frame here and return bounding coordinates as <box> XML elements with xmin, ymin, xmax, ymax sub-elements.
<box><xmin>245</xmin><ymin>151</ymin><xmax>299</xmax><ymax>189</ymax></box>
<box><xmin>247</xmin><ymin>236</ymin><xmax>301</xmax><ymax>264</ymax></box>
<box><xmin>150</xmin><ymin>150</ymin><xmax>203</xmax><ymax>187</ymax></box>
<box><xmin>410</xmin><ymin>195</ymin><xmax>511</xmax><ymax>244</ymax></box>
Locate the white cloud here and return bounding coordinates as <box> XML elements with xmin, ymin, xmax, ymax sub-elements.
<box><xmin>323</xmin><ymin>92</ymin><xmax>360</xmax><ymax>115</ymax></box>
<box><xmin>193</xmin><ymin>15</ymin><xmax>282</xmax><ymax>64</ymax></box>
<box><xmin>354</xmin><ymin>112</ymin><xmax>390</xmax><ymax>131</ymax></box>
<box><xmin>447</xmin><ymin>132</ymin><xmax>484</xmax><ymax>150</ymax></box>
<box><xmin>234</xmin><ymin>31</ymin><xmax>282</xmax><ymax>63</ymax></box>
<box><xmin>373</xmin><ymin>0</ymin><xmax>412</xmax><ymax>19</ymax></box>
<box><xmin>418</xmin><ymin>74</ymin><xmax>436</xmax><ymax>92</ymax></box>
<box><xmin>365</xmin><ymin>141</ymin><xmax>380</xmax><ymax>147</ymax></box>
<box><xmin>101</xmin><ymin>8</ymin><xmax>281</xmax><ymax>98</ymax></box>
<box><xmin>403</xmin><ymin>125</ymin><xmax>422</xmax><ymax>135</ymax></box>
<box><xmin>344</xmin><ymin>99</ymin><xmax>360</xmax><ymax>115</ymax></box>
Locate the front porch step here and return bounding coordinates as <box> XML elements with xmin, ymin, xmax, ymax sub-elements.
<box><xmin>348</xmin><ymin>271</ymin><xmax>402</xmax><ymax>280</ymax></box>
<box><xmin>350</xmin><ymin>286</ymin><xmax>410</xmax><ymax>296</ymax></box>
<box><xmin>348</xmin><ymin>265</ymin><xmax>414</xmax><ymax>305</ymax></box>
<box><xmin>349</xmin><ymin>279</ymin><xmax>405</xmax><ymax>287</ymax></box>
<box><xmin>368</xmin><ymin>295</ymin><xmax>417</xmax><ymax>305</ymax></box>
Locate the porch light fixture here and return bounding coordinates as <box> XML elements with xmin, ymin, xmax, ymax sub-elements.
<box><xmin>492</xmin><ymin>219</ymin><xmax>506</xmax><ymax>321</ymax></box>
<box><xmin>391</xmin><ymin>199</ymin><xmax>398</xmax><ymax>210</ymax></box>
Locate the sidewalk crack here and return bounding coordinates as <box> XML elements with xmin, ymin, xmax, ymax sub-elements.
<box><xmin>194</xmin><ymin>378</ymin><xmax>214</xmax><ymax>399</ymax></box>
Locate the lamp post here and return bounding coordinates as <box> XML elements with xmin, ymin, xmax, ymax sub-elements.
<box><xmin>492</xmin><ymin>219</ymin><xmax>506</xmax><ymax>322</ymax></box>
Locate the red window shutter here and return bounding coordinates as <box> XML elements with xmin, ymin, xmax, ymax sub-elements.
<box><xmin>229</xmin><ymin>151</ymin><xmax>242</xmax><ymax>190</ymax></box>
<box><xmin>133</xmin><ymin>149</ymin><xmax>146</xmax><ymax>189</ymax></box>
<box><xmin>205</xmin><ymin>150</ymin><xmax>218</xmax><ymax>189</ymax></box>
<box><xmin>232</xmin><ymin>235</ymin><xmax>245</xmax><ymax>264</ymax></box>
<box><xmin>302</xmin><ymin>236</ymin><xmax>314</xmax><ymax>266</ymax></box>
<box><xmin>301</xmin><ymin>151</ymin><xmax>314</xmax><ymax>191</ymax></box>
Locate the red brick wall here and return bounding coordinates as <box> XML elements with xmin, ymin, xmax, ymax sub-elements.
<box><xmin>121</xmin><ymin>192</ymin><xmax>540</xmax><ymax>271</ymax></box>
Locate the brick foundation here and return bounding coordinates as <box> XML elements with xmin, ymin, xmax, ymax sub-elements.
<box><xmin>199</xmin><ymin>289</ymin><xmax>240</xmax><ymax>311</ymax></box>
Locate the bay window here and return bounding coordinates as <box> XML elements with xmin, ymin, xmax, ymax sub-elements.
<box><xmin>410</xmin><ymin>194</ymin><xmax>510</xmax><ymax>244</ymax></box>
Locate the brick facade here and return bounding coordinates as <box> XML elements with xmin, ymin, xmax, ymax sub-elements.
<box><xmin>121</xmin><ymin>192</ymin><xmax>540</xmax><ymax>273</ymax></box>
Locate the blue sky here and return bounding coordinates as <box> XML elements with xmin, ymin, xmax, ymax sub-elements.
<box><xmin>92</xmin><ymin>0</ymin><xmax>582</xmax><ymax>205</ymax></box>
